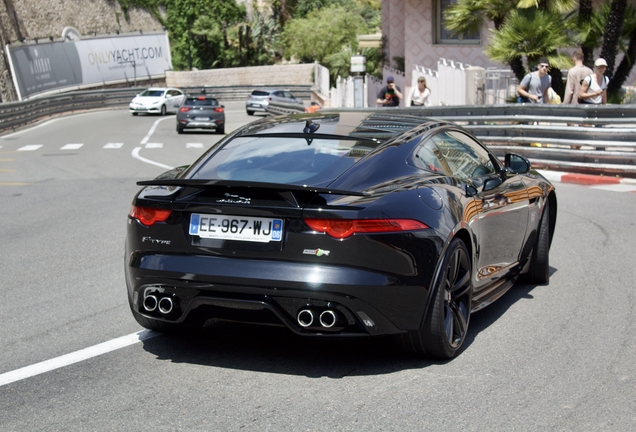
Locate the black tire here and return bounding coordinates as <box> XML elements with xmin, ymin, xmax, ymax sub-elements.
<box><xmin>177</xmin><ymin>125</ymin><xmax>184</xmax><ymax>134</ymax></box>
<box><xmin>527</xmin><ymin>201</ymin><xmax>550</xmax><ymax>284</ymax></box>
<box><xmin>401</xmin><ymin>238</ymin><xmax>472</xmax><ymax>360</ymax></box>
<box><xmin>216</xmin><ymin>125</ymin><xmax>225</xmax><ymax>134</ymax></box>
<box><xmin>132</xmin><ymin>112</ymin><xmax>138</xmax><ymax>116</ymax></box>
<box><xmin>247</xmin><ymin>110</ymin><xmax>254</xmax><ymax>116</ymax></box>
<box><xmin>160</xmin><ymin>104</ymin><xmax>167</xmax><ymax>116</ymax></box>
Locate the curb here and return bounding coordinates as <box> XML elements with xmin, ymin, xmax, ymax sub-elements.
<box><xmin>538</xmin><ymin>170</ymin><xmax>636</xmax><ymax>186</ymax></box>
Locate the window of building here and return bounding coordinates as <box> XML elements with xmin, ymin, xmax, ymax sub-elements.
<box><xmin>435</xmin><ymin>0</ymin><xmax>480</xmax><ymax>45</ymax></box>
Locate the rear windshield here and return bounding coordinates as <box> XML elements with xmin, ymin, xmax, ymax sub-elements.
<box><xmin>250</xmin><ymin>90</ymin><xmax>270</xmax><ymax>97</ymax></box>
<box><xmin>184</xmin><ymin>98</ymin><xmax>219</xmax><ymax>106</ymax></box>
<box><xmin>192</xmin><ymin>136</ymin><xmax>379</xmax><ymax>186</ymax></box>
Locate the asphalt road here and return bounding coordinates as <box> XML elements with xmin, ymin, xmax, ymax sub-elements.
<box><xmin>1</xmin><ymin>103</ymin><xmax>635</xmax><ymax>431</ymax></box>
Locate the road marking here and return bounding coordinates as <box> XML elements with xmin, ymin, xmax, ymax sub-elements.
<box><xmin>0</xmin><ymin>330</ymin><xmax>160</xmax><ymax>387</ymax></box>
<box><xmin>0</xmin><ymin>182</ymin><xmax>31</xmax><ymax>186</ymax></box>
<box><xmin>0</xmin><ymin>158</ymin><xmax>15</xmax><ymax>161</ymax></box>
<box><xmin>140</xmin><ymin>116</ymin><xmax>174</xmax><ymax>145</ymax></box>
<box><xmin>145</xmin><ymin>143</ymin><xmax>163</xmax><ymax>148</ymax></box>
<box><xmin>132</xmin><ymin>147</ymin><xmax>174</xmax><ymax>170</ymax></box>
<box><xmin>61</xmin><ymin>143</ymin><xmax>84</xmax><ymax>150</ymax></box>
<box><xmin>186</xmin><ymin>143</ymin><xmax>204</xmax><ymax>148</ymax></box>
<box><xmin>591</xmin><ymin>184</ymin><xmax>636</xmax><ymax>192</ymax></box>
<box><xmin>18</xmin><ymin>145</ymin><xmax>43</xmax><ymax>151</ymax></box>
<box><xmin>0</xmin><ymin>169</ymin><xmax>15</xmax><ymax>172</ymax></box>
<box><xmin>104</xmin><ymin>143</ymin><xmax>124</xmax><ymax>149</ymax></box>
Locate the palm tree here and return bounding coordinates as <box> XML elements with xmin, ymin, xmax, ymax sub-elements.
<box><xmin>485</xmin><ymin>8</ymin><xmax>574</xmax><ymax>95</ymax></box>
<box><xmin>600</xmin><ymin>0</ymin><xmax>627</xmax><ymax>77</ymax></box>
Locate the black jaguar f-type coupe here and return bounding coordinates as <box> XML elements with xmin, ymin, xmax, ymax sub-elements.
<box><xmin>125</xmin><ymin>111</ymin><xmax>557</xmax><ymax>359</ymax></box>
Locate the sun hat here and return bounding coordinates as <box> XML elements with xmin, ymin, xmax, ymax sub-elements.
<box><xmin>595</xmin><ymin>58</ymin><xmax>608</xmax><ymax>67</ymax></box>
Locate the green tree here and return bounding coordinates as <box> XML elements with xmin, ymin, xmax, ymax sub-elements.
<box><xmin>281</xmin><ymin>5</ymin><xmax>366</xmax><ymax>64</ymax></box>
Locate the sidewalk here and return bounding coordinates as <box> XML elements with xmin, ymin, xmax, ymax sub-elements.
<box><xmin>538</xmin><ymin>169</ymin><xmax>636</xmax><ymax>190</ymax></box>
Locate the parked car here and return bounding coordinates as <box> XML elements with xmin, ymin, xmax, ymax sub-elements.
<box><xmin>129</xmin><ymin>87</ymin><xmax>184</xmax><ymax>116</ymax></box>
<box><xmin>175</xmin><ymin>93</ymin><xmax>225</xmax><ymax>134</ymax></box>
<box><xmin>245</xmin><ymin>89</ymin><xmax>304</xmax><ymax>115</ymax></box>
<box><xmin>125</xmin><ymin>111</ymin><xmax>557</xmax><ymax>360</ymax></box>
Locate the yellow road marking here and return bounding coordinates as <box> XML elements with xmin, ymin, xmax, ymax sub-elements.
<box><xmin>0</xmin><ymin>158</ymin><xmax>16</xmax><ymax>162</ymax></box>
<box><xmin>0</xmin><ymin>169</ymin><xmax>16</xmax><ymax>172</ymax></box>
<box><xmin>0</xmin><ymin>182</ymin><xmax>31</xmax><ymax>186</ymax></box>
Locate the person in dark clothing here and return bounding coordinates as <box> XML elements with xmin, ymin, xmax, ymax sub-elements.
<box><xmin>376</xmin><ymin>76</ymin><xmax>403</xmax><ymax>107</ymax></box>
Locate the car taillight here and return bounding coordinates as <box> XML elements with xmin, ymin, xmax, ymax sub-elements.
<box><xmin>213</xmin><ymin>107</ymin><xmax>224</xmax><ymax>113</ymax></box>
<box><xmin>130</xmin><ymin>206</ymin><xmax>172</xmax><ymax>226</ymax></box>
<box><xmin>179</xmin><ymin>107</ymin><xmax>191</xmax><ymax>112</ymax></box>
<box><xmin>304</xmin><ymin>218</ymin><xmax>429</xmax><ymax>239</ymax></box>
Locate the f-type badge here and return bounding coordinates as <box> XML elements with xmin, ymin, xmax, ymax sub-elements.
<box><xmin>303</xmin><ymin>248</ymin><xmax>330</xmax><ymax>257</ymax></box>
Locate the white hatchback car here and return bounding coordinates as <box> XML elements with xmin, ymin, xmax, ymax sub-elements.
<box><xmin>129</xmin><ymin>87</ymin><xmax>185</xmax><ymax>116</ymax></box>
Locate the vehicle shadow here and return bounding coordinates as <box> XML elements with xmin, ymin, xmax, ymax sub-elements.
<box><xmin>140</xmin><ymin>268</ymin><xmax>555</xmax><ymax>377</ymax></box>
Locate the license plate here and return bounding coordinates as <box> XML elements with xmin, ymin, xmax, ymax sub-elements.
<box><xmin>189</xmin><ymin>214</ymin><xmax>283</xmax><ymax>243</ymax></box>
<box><xmin>250</xmin><ymin>103</ymin><xmax>260</xmax><ymax>107</ymax></box>
<box><xmin>193</xmin><ymin>116</ymin><xmax>210</xmax><ymax>121</ymax></box>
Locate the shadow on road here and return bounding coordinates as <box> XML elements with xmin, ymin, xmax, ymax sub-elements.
<box><xmin>140</xmin><ymin>268</ymin><xmax>555</xmax><ymax>377</ymax></box>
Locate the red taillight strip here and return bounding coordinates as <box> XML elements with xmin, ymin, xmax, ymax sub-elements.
<box><xmin>130</xmin><ymin>206</ymin><xmax>172</xmax><ymax>226</ymax></box>
<box><xmin>304</xmin><ymin>218</ymin><xmax>429</xmax><ymax>239</ymax></box>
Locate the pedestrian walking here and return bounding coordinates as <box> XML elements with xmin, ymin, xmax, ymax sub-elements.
<box><xmin>563</xmin><ymin>50</ymin><xmax>593</xmax><ymax>104</ymax></box>
<box><xmin>517</xmin><ymin>58</ymin><xmax>552</xmax><ymax>104</ymax></box>
<box><xmin>407</xmin><ymin>77</ymin><xmax>431</xmax><ymax>107</ymax></box>
<box><xmin>579</xmin><ymin>58</ymin><xmax>609</xmax><ymax>105</ymax></box>
<box><xmin>376</xmin><ymin>76</ymin><xmax>403</xmax><ymax>107</ymax></box>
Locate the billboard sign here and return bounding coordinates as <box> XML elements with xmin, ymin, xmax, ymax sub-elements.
<box><xmin>6</xmin><ymin>33</ymin><xmax>172</xmax><ymax>100</ymax></box>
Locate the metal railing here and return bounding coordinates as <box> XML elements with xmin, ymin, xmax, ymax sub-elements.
<box><xmin>265</xmin><ymin>102</ymin><xmax>636</xmax><ymax>177</ymax></box>
<box><xmin>0</xmin><ymin>85</ymin><xmax>312</xmax><ymax>134</ymax></box>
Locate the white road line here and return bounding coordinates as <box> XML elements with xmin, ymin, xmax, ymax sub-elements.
<box><xmin>186</xmin><ymin>143</ymin><xmax>204</xmax><ymax>148</ymax></box>
<box><xmin>145</xmin><ymin>143</ymin><xmax>163</xmax><ymax>148</ymax></box>
<box><xmin>140</xmin><ymin>116</ymin><xmax>174</xmax><ymax>145</ymax></box>
<box><xmin>132</xmin><ymin>147</ymin><xmax>174</xmax><ymax>170</ymax></box>
<box><xmin>104</xmin><ymin>143</ymin><xmax>124</xmax><ymax>149</ymax></box>
<box><xmin>61</xmin><ymin>143</ymin><xmax>84</xmax><ymax>150</ymax></box>
<box><xmin>591</xmin><ymin>184</ymin><xmax>636</xmax><ymax>192</ymax></box>
<box><xmin>18</xmin><ymin>145</ymin><xmax>43</xmax><ymax>151</ymax></box>
<box><xmin>0</xmin><ymin>330</ymin><xmax>160</xmax><ymax>387</ymax></box>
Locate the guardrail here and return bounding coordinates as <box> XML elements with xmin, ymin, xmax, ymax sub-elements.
<box><xmin>0</xmin><ymin>85</ymin><xmax>313</xmax><ymax>135</ymax></box>
<box><xmin>265</xmin><ymin>101</ymin><xmax>636</xmax><ymax>177</ymax></box>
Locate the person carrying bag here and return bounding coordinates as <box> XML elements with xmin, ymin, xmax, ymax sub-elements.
<box><xmin>578</xmin><ymin>58</ymin><xmax>609</xmax><ymax>105</ymax></box>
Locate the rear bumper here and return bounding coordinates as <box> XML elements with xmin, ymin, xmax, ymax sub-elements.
<box><xmin>178</xmin><ymin>119</ymin><xmax>223</xmax><ymax>129</ymax></box>
<box><xmin>125</xmin><ymin>251</ymin><xmax>431</xmax><ymax>336</ymax></box>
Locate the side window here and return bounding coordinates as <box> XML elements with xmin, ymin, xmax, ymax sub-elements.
<box><xmin>431</xmin><ymin>131</ymin><xmax>496</xmax><ymax>179</ymax></box>
<box><xmin>284</xmin><ymin>91</ymin><xmax>293</xmax><ymax>99</ymax></box>
<box><xmin>414</xmin><ymin>138</ymin><xmax>448</xmax><ymax>174</ymax></box>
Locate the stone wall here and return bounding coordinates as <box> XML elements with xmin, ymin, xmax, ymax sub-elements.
<box><xmin>166</xmin><ymin>64</ymin><xmax>315</xmax><ymax>88</ymax></box>
<box><xmin>0</xmin><ymin>0</ymin><xmax>164</xmax><ymax>102</ymax></box>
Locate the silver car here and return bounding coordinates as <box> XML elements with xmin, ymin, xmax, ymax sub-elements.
<box><xmin>245</xmin><ymin>89</ymin><xmax>304</xmax><ymax>115</ymax></box>
<box><xmin>129</xmin><ymin>87</ymin><xmax>185</xmax><ymax>116</ymax></box>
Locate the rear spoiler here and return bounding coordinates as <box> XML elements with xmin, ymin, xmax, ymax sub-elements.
<box><xmin>136</xmin><ymin>179</ymin><xmax>368</xmax><ymax>197</ymax></box>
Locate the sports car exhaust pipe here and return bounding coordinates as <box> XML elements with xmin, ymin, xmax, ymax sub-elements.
<box><xmin>319</xmin><ymin>310</ymin><xmax>338</xmax><ymax>328</ymax></box>
<box><xmin>143</xmin><ymin>295</ymin><xmax>158</xmax><ymax>312</ymax></box>
<box><xmin>297</xmin><ymin>309</ymin><xmax>314</xmax><ymax>327</ymax></box>
<box><xmin>158</xmin><ymin>297</ymin><xmax>174</xmax><ymax>314</ymax></box>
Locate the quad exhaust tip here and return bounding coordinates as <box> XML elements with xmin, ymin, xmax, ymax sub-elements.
<box><xmin>297</xmin><ymin>309</ymin><xmax>314</xmax><ymax>327</ymax></box>
<box><xmin>158</xmin><ymin>297</ymin><xmax>174</xmax><ymax>314</ymax></box>
<box><xmin>143</xmin><ymin>295</ymin><xmax>158</xmax><ymax>312</ymax></box>
<box><xmin>319</xmin><ymin>310</ymin><xmax>337</xmax><ymax>328</ymax></box>
<box><xmin>143</xmin><ymin>294</ymin><xmax>174</xmax><ymax>314</ymax></box>
<box><xmin>297</xmin><ymin>308</ymin><xmax>340</xmax><ymax>329</ymax></box>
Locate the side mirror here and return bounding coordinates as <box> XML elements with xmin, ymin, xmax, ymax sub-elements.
<box><xmin>505</xmin><ymin>153</ymin><xmax>531</xmax><ymax>174</ymax></box>
<box><xmin>483</xmin><ymin>176</ymin><xmax>503</xmax><ymax>191</ymax></box>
